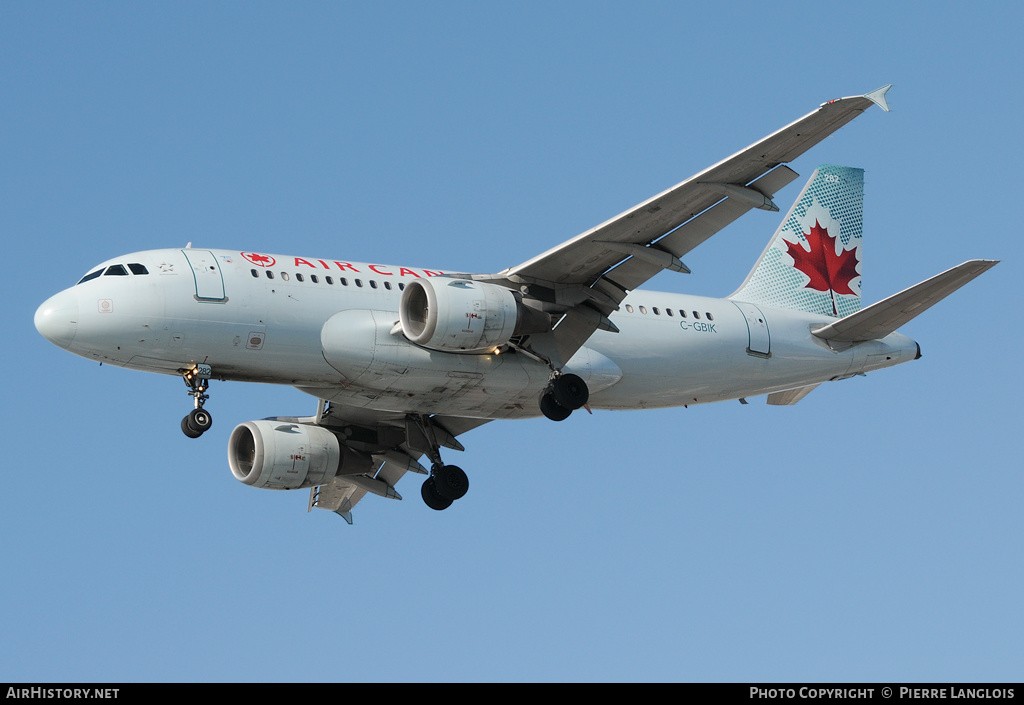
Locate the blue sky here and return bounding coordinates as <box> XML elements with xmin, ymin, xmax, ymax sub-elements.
<box><xmin>3</xmin><ymin>1</ymin><xmax>1021</xmax><ymax>682</ymax></box>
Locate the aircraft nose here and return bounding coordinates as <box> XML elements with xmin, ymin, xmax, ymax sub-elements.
<box><xmin>35</xmin><ymin>289</ymin><xmax>79</xmax><ymax>348</ymax></box>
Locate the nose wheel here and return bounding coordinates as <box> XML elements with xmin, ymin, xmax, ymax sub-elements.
<box><xmin>181</xmin><ymin>408</ymin><xmax>213</xmax><ymax>438</ymax></box>
<box><xmin>180</xmin><ymin>364</ymin><xmax>213</xmax><ymax>438</ymax></box>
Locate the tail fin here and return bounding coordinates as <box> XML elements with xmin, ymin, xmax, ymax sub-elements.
<box><xmin>730</xmin><ymin>165</ymin><xmax>864</xmax><ymax>318</ymax></box>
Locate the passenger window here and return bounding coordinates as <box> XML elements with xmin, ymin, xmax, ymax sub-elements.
<box><xmin>310</xmin><ymin>275</ymin><xmax>319</xmax><ymax>283</ymax></box>
<box><xmin>625</xmin><ymin>304</ymin><xmax>634</xmax><ymax>313</ymax></box>
<box><xmin>340</xmin><ymin>278</ymin><xmax>348</xmax><ymax>286</ymax></box>
<box><xmin>326</xmin><ymin>276</ymin><xmax>334</xmax><ymax>285</ymax></box>
<box><xmin>281</xmin><ymin>272</ymin><xmax>290</xmax><ymax>281</ymax></box>
<box><xmin>639</xmin><ymin>306</ymin><xmax>647</xmax><ymax>314</ymax></box>
<box><xmin>355</xmin><ymin>279</ymin><xmax>363</xmax><ymax>287</ymax></box>
<box><xmin>77</xmin><ymin>269</ymin><xmax>103</xmax><ymax>285</ymax></box>
<box><xmin>707</xmin><ymin>312</ymin><xmax>714</xmax><ymax>321</ymax></box>
<box><xmin>384</xmin><ymin>281</ymin><xmax>392</xmax><ymax>290</ymax></box>
<box><xmin>653</xmin><ymin>307</ymin><xmax>660</xmax><ymax>315</ymax></box>
<box><xmin>251</xmin><ymin>269</ymin><xmax>259</xmax><ymax>278</ymax></box>
<box><xmin>398</xmin><ymin>282</ymin><xmax>405</xmax><ymax>291</ymax></box>
<box><xmin>104</xmin><ymin>265</ymin><xmax>129</xmax><ymax>276</ymax></box>
<box><xmin>370</xmin><ymin>280</ymin><xmax>378</xmax><ymax>289</ymax></box>
<box><xmin>666</xmin><ymin>308</ymin><xmax>674</xmax><ymax>317</ymax></box>
<box><xmin>128</xmin><ymin>263</ymin><xmax>149</xmax><ymax>275</ymax></box>
<box><xmin>693</xmin><ymin>311</ymin><xmax>700</xmax><ymax>319</ymax></box>
<box><xmin>679</xmin><ymin>310</ymin><xmax>686</xmax><ymax>317</ymax></box>
<box><xmin>266</xmin><ymin>271</ymin><xmax>274</xmax><ymax>280</ymax></box>
<box><xmin>296</xmin><ymin>273</ymin><xmax>304</xmax><ymax>282</ymax></box>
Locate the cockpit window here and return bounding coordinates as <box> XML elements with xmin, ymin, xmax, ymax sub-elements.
<box><xmin>77</xmin><ymin>269</ymin><xmax>103</xmax><ymax>285</ymax></box>
<box><xmin>128</xmin><ymin>263</ymin><xmax>149</xmax><ymax>275</ymax></box>
<box><xmin>104</xmin><ymin>265</ymin><xmax>129</xmax><ymax>276</ymax></box>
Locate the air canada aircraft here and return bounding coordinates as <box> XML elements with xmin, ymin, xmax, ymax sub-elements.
<box><xmin>35</xmin><ymin>86</ymin><xmax>997</xmax><ymax>523</ymax></box>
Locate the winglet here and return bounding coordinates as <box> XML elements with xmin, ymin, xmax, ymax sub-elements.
<box><xmin>335</xmin><ymin>499</ymin><xmax>355</xmax><ymax>524</ymax></box>
<box><xmin>864</xmin><ymin>84</ymin><xmax>892</xmax><ymax>112</ymax></box>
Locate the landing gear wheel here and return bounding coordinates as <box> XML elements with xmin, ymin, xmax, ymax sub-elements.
<box><xmin>421</xmin><ymin>477</ymin><xmax>454</xmax><ymax>511</ymax></box>
<box><xmin>551</xmin><ymin>373</ymin><xmax>589</xmax><ymax>410</ymax></box>
<box><xmin>186</xmin><ymin>408</ymin><xmax>213</xmax><ymax>434</ymax></box>
<box><xmin>180</xmin><ymin>365</ymin><xmax>213</xmax><ymax>439</ymax></box>
<box><xmin>540</xmin><ymin>392</ymin><xmax>572</xmax><ymax>421</ymax></box>
<box><xmin>181</xmin><ymin>416</ymin><xmax>203</xmax><ymax>438</ymax></box>
<box><xmin>433</xmin><ymin>464</ymin><xmax>469</xmax><ymax>501</ymax></box>
<box><xmin>409</xmin><ymin>415</ymin><xmax>472</xmax><ymax>510</ymax></box>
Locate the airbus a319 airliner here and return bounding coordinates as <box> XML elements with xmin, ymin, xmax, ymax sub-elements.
<box><xmin>35</xmin><ymin>86</ymin><xmax>997</xmax><ymax>522</ymax></box>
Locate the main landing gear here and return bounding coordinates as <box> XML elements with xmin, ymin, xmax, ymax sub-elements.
<box><xmin>539</xmin><ymin>372</ymin><xmax>589</xmax><ymax>422</ymax></box>
<box><xmin>421</xmin><ymin>463</ymin><xmax>469</xmax><ymax>511</ymax></box>
<box><xmin>409</xmin><ymin>415</ymin><xmax>470</xmax><ymax>511</ymax></box>
<box><xmin>417</xmin><ymin>373</ymin><xmax>590</xmax><ymax>511</ymax></box>
<box><xmin>180</xmin><ymin>364</ymin><xmax>213</xmax><ymax>438</ymax></box>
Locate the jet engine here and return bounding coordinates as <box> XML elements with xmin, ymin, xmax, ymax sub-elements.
<box><xmin>398</xmin><ymin>278</ymin><xmax>549</xmax><ymax>353</ymax></box>
<box><xmin>228</xmin><ymin>420</ymin><xmax>370</xmax><ymax>490</ymax></box>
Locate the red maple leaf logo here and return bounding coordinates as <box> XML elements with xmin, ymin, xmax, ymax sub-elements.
<box><xmin>242</xmin><ymin>252</ymin><xmax>275</xmax><ymax>267</ymax></box>
<box><xmin>785</xmin><ymin>221</ymin><xmax>859</xmax><ymax>313</ymax></box>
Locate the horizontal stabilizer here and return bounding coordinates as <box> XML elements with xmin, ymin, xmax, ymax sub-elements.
<box><xmin>811</xmin><ymin>260</ymin><xmax>998</xmax><ymax>342</ymax></box>
<box><xmin>767</xmin><ymin>384</ymin><xmax>820</xmax><ymax>406</ymax></box>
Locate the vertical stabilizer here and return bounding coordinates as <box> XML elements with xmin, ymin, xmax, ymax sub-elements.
<box><xmin>730</xmin><ymin>165</ymin><xmax>864</xmax><ymax>317</ymax></box>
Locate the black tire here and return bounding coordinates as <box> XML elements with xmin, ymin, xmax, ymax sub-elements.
<box><xmin>421</xmin><ymin>477</ymin><xmax>454</xmax><ymax>511</ymax></box>
<box><xmin>181</xmin><ymin>415</ymin><xmax>203</xmax><ymax>438</ymax></box>
<box><xmin>540</xmin><ymin>392</ymin><xmax>572</xmax><ymax>421</ymax></box>
<box><xmin>187</xmin><ymin>408</ymin><xmax>213</xmax><ymax>434</ymax></box>
<box><xmin>433</xmin><ymin>464</ymin><xmax>469</xmax><ymax>501</ymax></box>
<box><xmin>551</xmin><ymin>373</ymin><xmax>589</xmax><ymax>410</ymax></box>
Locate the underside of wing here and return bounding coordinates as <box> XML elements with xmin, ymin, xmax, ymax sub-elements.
<box><xmin>298</xmin><ymin>401</ymin><xmax>491</xmax><ymax>524</ymax></box>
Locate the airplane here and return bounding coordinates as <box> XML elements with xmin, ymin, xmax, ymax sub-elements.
<box><xmin>34</xmin><ymin>85</ymin><xmax>998</xmax><ymax>523</ymax></box>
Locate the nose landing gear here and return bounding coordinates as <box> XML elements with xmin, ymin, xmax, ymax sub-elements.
<box><xmin>180</xmin><ymin>364</ymin><xmax>213</xmax><ymax>438</ymax></box>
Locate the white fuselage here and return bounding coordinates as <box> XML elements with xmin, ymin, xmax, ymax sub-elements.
<box><xmin>35</xmin><ymin>248</ymin><xmax>919</xmax><ymax>419</ymax></box>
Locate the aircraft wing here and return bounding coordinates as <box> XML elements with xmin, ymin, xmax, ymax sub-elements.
<box><xmin>295</xmin><ymin>399</ymin><xmax>491</xmax><ymax>523</ymax></box>
<box><xmin>477</xmin><ymin>86</ymin><xmax>892</xmax><ymax>366</ymax></box>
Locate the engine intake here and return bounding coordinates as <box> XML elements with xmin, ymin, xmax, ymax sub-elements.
<box><xmin>399</xmin><ymin>278</ymin><xmax>549</xmax><ymax>353</ymax></box>
<box><xmin>228</xmin><ymin>420</ymin><xmax>369</xmax><ymax>490</ymax></box>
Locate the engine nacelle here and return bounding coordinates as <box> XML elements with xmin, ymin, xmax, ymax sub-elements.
<box><xmin>228</xmin><ymin>420</ymin><xmax>367</xmax><ymax>490</ymax></box>
<box><xmin>399</xmin><ymin>278</ymin><xmax>549</xmax><ymax>353</ymax></box>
